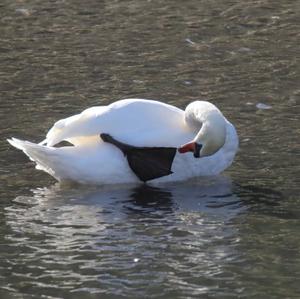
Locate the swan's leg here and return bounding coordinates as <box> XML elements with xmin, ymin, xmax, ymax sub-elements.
<box><xmin>100</xmin><ymin>133</ymin><xmax>176</xmax><ymax>182</ymax></box>
<box><xmin>100</xmin><ymin>133</ymin><xmax>130</xmax><ymax>155</ymax></box>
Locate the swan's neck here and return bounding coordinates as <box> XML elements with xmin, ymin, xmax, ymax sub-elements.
<box><xmin>185</xmin><ymin>101</ymin><xmax>227</xmax><ymax>157</ymax></box>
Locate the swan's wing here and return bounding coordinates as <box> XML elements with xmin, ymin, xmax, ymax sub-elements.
<box><xmin>45</xmin><ymin>106</ymin><xmax>109</xmax><ymax>146</ymax></box>
<box><xmin>44</xmin><ymin>99</ymin><xmax>188</xmax><ymax>147</ymax></box>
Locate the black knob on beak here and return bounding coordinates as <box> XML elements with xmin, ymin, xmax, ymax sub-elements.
<box><xmin>193</xmin><ymin>143</ymin><xmax>202</xmax><ymax>158</ymax></box>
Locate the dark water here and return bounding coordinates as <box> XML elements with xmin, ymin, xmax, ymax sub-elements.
<box><xmin>0</xmin><ymin>0</ymin><xmax>299</xmax><ymax>298</ymax></box>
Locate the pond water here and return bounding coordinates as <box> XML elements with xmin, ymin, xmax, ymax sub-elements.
<box><xmin>0</xmin><ymin>0</ymin><xmax>299</xmax><ymax>298</ymax></box>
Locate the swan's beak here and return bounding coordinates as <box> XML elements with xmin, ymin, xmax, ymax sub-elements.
<box><xmin>178</xmin><ymin>142</ymin><xmax>202</xmax><ymax>158</ymax></box>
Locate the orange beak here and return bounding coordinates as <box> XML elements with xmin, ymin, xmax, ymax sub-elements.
<box><xmin>178</xmin><ymin>141</ymin><xmax>202</xmax><ymax>158</ymax></box>
<box><xmin>178</xmin><ymin>141</ymin><xmax>196</xmax><ymax>154</ymax></box>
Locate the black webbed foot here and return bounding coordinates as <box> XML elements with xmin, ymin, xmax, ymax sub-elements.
<box><xmin>100</xmin><ymin>133</ymin><xmax>112</xmax><ymax>143</ymax></box>
<box><xmin>100</xmin><ymin>133</ymin><xmax>177</xmax><ymax>182</ymax></box>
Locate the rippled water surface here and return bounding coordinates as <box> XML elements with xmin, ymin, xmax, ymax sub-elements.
<box><xmin>0</xmin><ymin>0</ymin><xmax>299</xmax><ymax>298</ymax></box>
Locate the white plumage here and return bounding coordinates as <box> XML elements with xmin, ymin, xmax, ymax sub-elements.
<box><xmin>8</xmin><ymin>99</ymin><xmax>238</xmax><ymax>185</ymax></box>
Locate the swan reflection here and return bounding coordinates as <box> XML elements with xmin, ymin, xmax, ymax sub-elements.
<box><xmin>6</xmin><ymin>176</ymin><xmax>244</xmax><ymax>246</ymax></box>
<box><xmin>4</xmin><ymin>176</ymin><xmax>247</xmax><ymax>297</ymax></box>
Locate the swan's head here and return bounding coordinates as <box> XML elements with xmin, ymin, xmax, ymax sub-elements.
<box><xmin>178</xmin><ymin>101</ymin><xmax>227</xmax><ymax>158</ymax></box>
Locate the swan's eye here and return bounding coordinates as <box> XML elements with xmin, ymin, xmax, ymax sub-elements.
<box><xmin>193</xmin><ymin>143</ymin><xmax>202</xmax><ymax>158</ymax></box>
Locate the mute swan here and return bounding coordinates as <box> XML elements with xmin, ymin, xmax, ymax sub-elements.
<box><xmin>8</xmin><ymin>99</ymin><xmax>238</xmax><ymax>184</ymax></box>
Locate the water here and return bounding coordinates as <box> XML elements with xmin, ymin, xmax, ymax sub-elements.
<box><xmin>0</xmin><ymin>0</ymin><xmax>299</xmax><ymax>298</ymax></box>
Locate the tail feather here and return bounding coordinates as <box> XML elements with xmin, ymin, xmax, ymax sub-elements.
<box><xmin>7</xmin><ymin>138</ymin><xmax>64</xmax><ymax>180</ymax></box>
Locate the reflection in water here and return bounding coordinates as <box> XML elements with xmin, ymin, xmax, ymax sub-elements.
<box><xmin>2</xmin><ymin>176</ymin><xmax>246</xmax><ymax>298</ymax></box>
<box><xmin>128</xmin><ymin>185</ymin><xmax>173</xmax><ymax>210</ymax></box>
<box><xmin>2</xmin><ymin>178</ymin><xmax>299</xmax><ymax>298</ymax></box>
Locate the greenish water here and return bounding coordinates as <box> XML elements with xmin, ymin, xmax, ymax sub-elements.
<box><xmin>0</xmin><ymin>0</ymin><xmax>299</xmax><ymax>298</ymax></box>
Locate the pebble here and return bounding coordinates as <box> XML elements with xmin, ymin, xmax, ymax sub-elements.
<box><xmin>15</xmin><ymin>8</ymin><xmax>31</xmax><ymax>17</ymax></box>
<box><xmin>185</xmin><ymin>38</ymin><xmax>195</xmax><ymax>45</ymax></box>
<box><xmin>256</xmin><ymin>103</ymin><xmax>272</xmax><ymax>110</ymax></box>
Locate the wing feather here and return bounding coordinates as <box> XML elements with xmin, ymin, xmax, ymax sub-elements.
<box><xmin>44</xmin><ymin>99</ymin><xmax>187</xmax><ymax>147</ymax></box>
<box><xmin>45</xmin><ymin>106</ymin><xmax>107</xmax><ymax>146</ymax></box>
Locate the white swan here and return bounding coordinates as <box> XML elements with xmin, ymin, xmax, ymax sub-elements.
<box><xmin>7</xmin><ymin>99</ymin><xmax>238</xmax><ymax>184</ymax></box>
